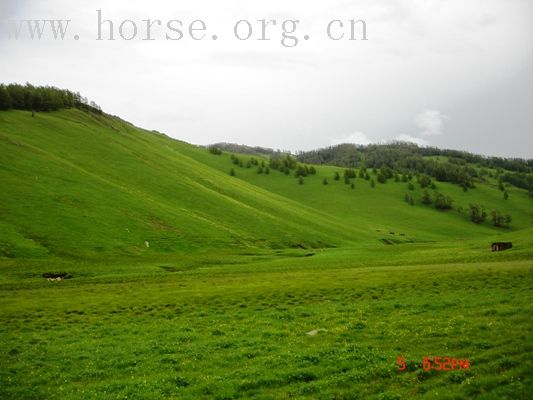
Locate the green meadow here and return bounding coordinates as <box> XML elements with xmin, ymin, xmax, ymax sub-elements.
<box><xmin>1</xmin><ymin>109</ymin><xmax>532</xmax><ymax>399</ymax></box>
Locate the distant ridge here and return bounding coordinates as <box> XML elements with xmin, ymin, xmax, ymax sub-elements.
<box><xmin>209</xmin><ymin>143</ymin><xmax>282</xmax><ymax>156</ymax></box>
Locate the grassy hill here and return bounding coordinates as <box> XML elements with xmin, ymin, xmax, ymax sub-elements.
<box><xmin>1</xmin><ymin>109</ymin><xmax>531</xmax><ymax>262</ymax></box>
<box><xmin>1</xmin><ymin>108</ymin><xmax>532</xmax><ymax>399</ymax></box>
<box><xmin>0</xmin><ymin>109</ymin><xmax>371</xmax><ymax>260</ymax></box>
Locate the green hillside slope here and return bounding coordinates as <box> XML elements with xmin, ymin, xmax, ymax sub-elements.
<box><xmin>0</xmin><ymin>109</ymin><xmax>375</xmax><ymax>261</ymax></box>
<box><xmin>0</xmin><ymin>109</ymin><xmax>531</xmax><ymax>262</ymax></box>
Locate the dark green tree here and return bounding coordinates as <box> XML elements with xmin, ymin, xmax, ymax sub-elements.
<box><xmin>491</xmin><ymin>211</ymin><xmax>511</xmax><ymax>228</ymax></box>
<box><xmin>208</xmin><ymin>146</ymin><xmax>222</xmax><ymax>155</ymax></box>
<box><xmin>379</xmin><ymin>166</ymin><xmax>393</xmax><ymax>179</ymax></box>
<box><xmin>434</xmin><ymin>192</ymin><xmax>453</xmax><ymax>210</ymax></box>
<box><xmin>469</xmin><ymin>204</ymin><xmax>487</xmax><ymax>224</ymax></box>
<box><xmin>404</xmin><ymin>193</ymin><xmax>414</xmax><ymax>205</ymax></box>
<box><xmin>294</xmin><ymin>165</ymin><xmax>308</xmax><ymax>177</ymax></box>
<box><xmin>422</xmin><ymin>190</ymin><xmax>432</xmax><ymax>205</ymax></box>
<box><xmin>3</xmin><ymin>83</ymin><xmax>101</xmax><ymax>113</ymax></box>
<box><xmin>418</xmin><ymin>174</ymin><xmax>432</xmax><ymax>188</ymax></box>
<box><xmin>344</xmin><ymin>168</ymin><xmax>356</xmax><ymax>179</ymax></box>
<box><xmin>0</xmin><ymin>85</ymin><xmax>12</xmax><ymax>110</ymax></box>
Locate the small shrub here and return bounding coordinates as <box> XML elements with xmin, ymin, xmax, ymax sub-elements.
<box><xmin>491</xmin><ymin>211</ymin><xmax>511</xmax><ymax>228</ymax></box>
<box><xmin>422</xmin><ymin>190</ymin><xmax>432</xmax><ymax>205</ymax></box>
<box><xmin>344</xmin><ymin>169</ymin><xmax>356</xmax><ymax>179</ymax></box>
<box><xmin>469</xmin><ymin>204</ymin><xmax>487</xmax><ymax>223</ymax></box>
<box><xmin>418</xmin><ymin>174</ymin><xmax>432</xmax><ymax>188</ymax></box>
<box><xmin>434</xmin><ymin>192</ymin><xmax>453</xmax><ymax>210</ymax></box>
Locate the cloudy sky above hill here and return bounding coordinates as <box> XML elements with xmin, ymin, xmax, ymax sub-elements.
<box><xmin>1</xmin><ymin>0</ymin><xmax>532</xmax><ymax>157</ymax></box>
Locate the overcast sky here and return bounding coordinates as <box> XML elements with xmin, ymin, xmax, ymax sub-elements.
<box><xmin>1</xmin><ymin>0</ymin><xmax>532</xmax><ymax>158</ymax></box>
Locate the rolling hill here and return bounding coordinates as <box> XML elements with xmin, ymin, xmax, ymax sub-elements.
<box><xmin>0</xmin><ymin>108</ymin><xmax>531</xmax><ymax>262</ymax></box>
<box><xmin>0</xmin><ymin>109</ymin><xmax>368</xmax><ymax>260</ymax></box>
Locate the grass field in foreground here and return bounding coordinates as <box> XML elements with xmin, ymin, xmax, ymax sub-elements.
<box><xmin>1</xmin><ymin>250</ymin><xmax>532</xmax><ymax>400</ymax></box>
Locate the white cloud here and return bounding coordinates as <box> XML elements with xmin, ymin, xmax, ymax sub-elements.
<box><xmin>331</xmin><ymin>132</ymin><xmax>371</xmax><ymax>146</ymax></box>
<box><xmin>394</xmin><ymin>109</ymin><xmax>446</xmax><ymax>146</ymax></box>
<box><xmin>415</xmin><ymin>109</ymin><xmax>446</xmax><ymax>136</ymax></box>
<box><xmin>396</xmin><ymin>134</ymin><xmax>428</xmax><ymax>146</ymax></box>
